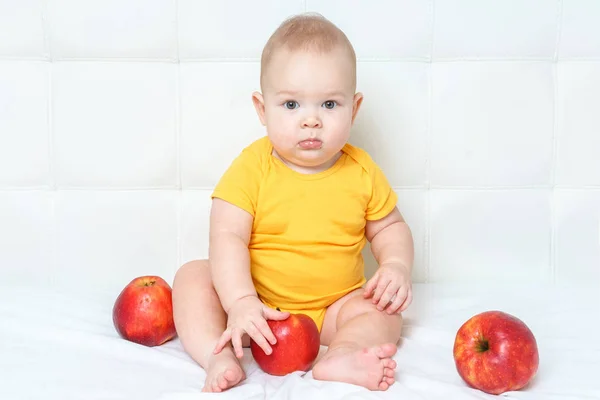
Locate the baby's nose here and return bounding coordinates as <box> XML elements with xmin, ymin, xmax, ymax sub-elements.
<box><xmin>302</xmin><ymin>116</ymin><xmax>322</xmax><ymax>128</ymax></box>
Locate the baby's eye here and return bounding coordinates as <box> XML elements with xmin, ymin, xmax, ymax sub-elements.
<box><xmin>284</xmin><ymin>101</ymin><xmax>298</xmax><ymax>109</ymax></box>
<box><xmin>323</xmin><ymin>100</ymin><xmax>337</xmax><ymax>109</ymax></box>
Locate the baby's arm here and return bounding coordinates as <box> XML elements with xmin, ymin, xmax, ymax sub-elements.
<box><xmin>208</xmin><ymin>198</ymin><xmax>256</xmax><ymax>312</ymax></box>
<box><xmin>209</xmin><ymin>198</ymin><xmax>289</xmax><ymax>357</ymax></box>
<box><xmin>364</xmin><ymin>207</ymin><xmax>415</xmax><ymax>313</ymax></box>
<box><xmin>366</xmin><ymin>207</ymin><xmax>414</xmax><ymax>271</ymax></box>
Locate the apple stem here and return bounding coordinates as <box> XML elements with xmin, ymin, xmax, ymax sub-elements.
<box><xmin>477</xmin><ymin>338</ymin><xmax>490</xmax><ymax>352</ymax></box>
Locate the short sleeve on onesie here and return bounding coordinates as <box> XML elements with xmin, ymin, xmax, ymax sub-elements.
<box><xmin>210</xmin><ymin>139</ymin><xmax>266</xmax><ymax>216</ymax></box>
<box><xmin>361</xmin><ymin>152</ymin><xmax>398</xmax><ymax>221</ymax></box>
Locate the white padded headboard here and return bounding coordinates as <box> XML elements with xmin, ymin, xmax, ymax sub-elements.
<box><xmin>1</xmin><ymin>0</ymin><xmax>599</xmax><ymax>293</ymax></box>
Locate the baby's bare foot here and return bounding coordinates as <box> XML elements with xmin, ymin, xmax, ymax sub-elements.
<box><xmin>312</xmin><ymin>343</ymin><xmax>397</xmax><ymax>391</ymax></box>
<box><xmin>202</xmin><ymin>347</ymin><xmax>246</xmax><ymax>393</ymax></box>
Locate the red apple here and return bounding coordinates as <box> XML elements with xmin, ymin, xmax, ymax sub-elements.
<box><xmin>112</xmin><ymin>275</ymin><xmax>177</xmax><ymax>347</ymax></box>
<box><xmin>453</xmin><ymin>310</ymin><xmax>539</xmax><ymax>395</ymax></box>
<box><xmin>251</xmin><ymin>312</ymin><xmax>320</xmax><ymax>376</ymax></box>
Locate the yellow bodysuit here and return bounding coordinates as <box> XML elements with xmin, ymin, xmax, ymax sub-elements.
<box><xmin>211</xmin><ymin>136</ymin><xmax>398</xmax><ymax>331</ymax></box>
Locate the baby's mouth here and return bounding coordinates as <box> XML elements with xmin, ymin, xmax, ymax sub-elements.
<box><xmin>298</xmin><ymin>139</ymin><xmax>322</xmax><ymax>150</ymax></box>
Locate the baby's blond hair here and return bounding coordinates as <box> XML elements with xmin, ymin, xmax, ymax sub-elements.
<box><xmin>260</xmin><ymin>13</ymin><xmax>357</xmax><ymax>90</ymax></box>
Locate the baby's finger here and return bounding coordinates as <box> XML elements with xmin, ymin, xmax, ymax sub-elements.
<box><xmin>248</xmin><ymin>322</ymin><xmax>272</xmax><ymax>355</ymax></box>
<box><xmin>387</xmin><ymin>287</ymin><xmax>408</xmax><ymax>314</ymax></box>
<box><xmin>372</xmin><ymin>279</ymin><xmax>390</xmax><ymax>304</ymax></box>
<box><xmin>231</xmin><ymin>328</ymin><xmax>244</xmax><ymax>358</ymax></box>
<box><xmin>213</xmin><ymin>328</ymin><xmax>232</xmax><ymax>354</ymax></box>
<box><xmin>363</xmin><ymin>273</ymin><xmax>379</xmax><ymax>298</ymax></box>
<box><xmin>377</xmin><ymin>284</ymin><xmax>399</xmax><ymax>311</ymax></box>
<box><xmin>263</xmin><ymin>306</ymin><xmax>290</xmax><ymax>321</ymax></box>
<box><xmin>255</xmin><ymin>317</ymin><xmax>277</xmax><ymax>345</ymax></box>
<box><xmin>398</xmin><ymin>287</ymin><xmax>413</xmax><ymax>312</ymax></box>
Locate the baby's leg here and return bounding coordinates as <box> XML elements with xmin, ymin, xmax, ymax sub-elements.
<box><xmin>313</xmin><ymin>288</ymin><xmax>402</xmax><ymax>391</ymax></box>
<box><xmin>172</xmin><ymin>260</ymin><xmax>248</xmax><ymax>393</ymax></box>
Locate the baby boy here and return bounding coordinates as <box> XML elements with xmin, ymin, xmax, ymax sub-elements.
<box><xmin>172</xmin><ymin>12</ymin><xmax>415</xmax><ymax>393</ymax></box>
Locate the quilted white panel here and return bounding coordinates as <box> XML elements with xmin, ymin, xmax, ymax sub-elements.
<box><xmin>556</xmin><ymin>61</ymin><xmax>600</xmax><ymax>186</ymax></box>
<box><xmin>305</xmin><ymin>0</ymin><xmax>432</xmax><ymax>60</ymax></box>
<box><xmin>180</xmin><ymin>62</ymin><xmax>264</xmax><ymax>187</ymax></box>
<box><xmin>0</xmin><ymin>0</ymin><xmax>599</xmax><ymax>287</ymax></box>
<box><xmin>178</xmin><ymin>0</ymin><xmax>305</xmax><ymax>59</ymax></box>
<box><xmin>52</xmin><ymin>62</ymin><xmax>178</xmax><ymax>188</ymax></box>
<box><xmin>559</xmin><ymin>0</ymin><xmax>600</xmax><ymax>59</ymax></box>
<box><xmin>429</xmin><ymin>189</ymin><xmax>552</xmax><ymax>283</ymax></box>
<box><xmin>0</xmin><ymin>0</ymin><xmax>46</xmax><ymax>59</ymax></box>
<box><xmin>433</xmin><ymin>0</ymin><xmax>558</xmax><ymax>59</ymax></box>
<box><xmin>0</xmin><ymin>191</ymin><xmax>53</xmax><ymax>285</ymax></box>
<box><xmin>54</xmin><ymin>191</ymin><xmax>179</xmax><ymax>292</ymax></box>
<box><xmin>352</xmin><ymin>62</ymin><xmax>429</xmax><ymax>187</ymax></box>
<box><xmin>0</xmin><ymin>61</ymin><xmax>49</xmax><ymax>187</ymax></box>
<box><xmin>47</xmin><ymin>0</ymin><xmax>177</xmax><ymax>60</ymax></box>
<box><xmin>430</xmin><ymin>62</ymin><xmax>554</xmax><ymax>186</ymax></box>
<box><xmin>554</xmin><ymin>190</ymin><xmax>600</xmax><ymax>285</ymax></box>
<box><xmin>180</xmin><ymin>190</ymin><xmax>213</xmax><ymax>264</ymax></box>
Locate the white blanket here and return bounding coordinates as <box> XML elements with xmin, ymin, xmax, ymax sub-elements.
<box><xmin>2</xmin><ymin>282</ymin><xmax>598</xmax><ymax>399</ymax></box>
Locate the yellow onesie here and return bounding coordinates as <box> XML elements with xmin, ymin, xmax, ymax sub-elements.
<box><xmin>211</xmin><ymin>136</ymin><xmax>398</xmax><ymax>331</ymax></box>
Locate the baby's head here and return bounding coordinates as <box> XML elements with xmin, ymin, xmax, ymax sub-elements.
<box><xmin>252</xmin><ymin>13</ymin><xmax>363</xmax><ymax>171</ymax></box>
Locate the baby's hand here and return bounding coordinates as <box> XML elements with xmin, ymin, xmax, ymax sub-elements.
<box><xmin>363</xmin><ymin>262</ymin><xmax>412</xmax><ymax>314</ymax></box>
<box><xmin>213</xmin><ymin>295</ymin><xmax>289</xmax><ymax>359</ymax></box>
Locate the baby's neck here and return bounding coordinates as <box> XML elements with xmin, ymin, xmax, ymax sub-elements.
<box><xmin>272</xmin><ymin>150</ymin><xmax>342</xmax><ymax>175</ymax></box>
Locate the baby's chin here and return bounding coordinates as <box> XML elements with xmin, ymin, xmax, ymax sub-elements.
<box><xmin>289</xmin><ymin>150</ymin><xmax>341</xmax><ymax>167</ymax></box>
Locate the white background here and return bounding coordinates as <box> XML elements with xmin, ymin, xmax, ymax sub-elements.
<box><xmin>0</xmin><ymin>0</ymin><xmax>599</xmax><ymax>293</ymax></box>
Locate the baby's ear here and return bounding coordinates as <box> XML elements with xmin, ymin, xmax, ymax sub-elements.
<box><xmin>351</xmin><ymin>92</ymin><xmax>364</xmax><ymax>124</ymax></box>
<box><xmin>252</xmin><ymin>91</ymin><xmax>267</xmax><ymax>126</ymax></box>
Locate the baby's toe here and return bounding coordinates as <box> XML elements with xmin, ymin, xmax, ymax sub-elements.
<box><xmin>383</xmin><ymin>358</ymin><xmax>397</xmax><ymax>369</ymax></box>
<box><xmin>377</xmin><ymin>343</ymin><xmax>398</xmax><ymax>358</ymax></box>
<box><xmin>218</xmin><ymin>375</ymin><xmax>228</xmax><ymax>390</ymax></box>
<box><xmin>223</xmin><ymin>369</ymin><xmax>236</xmax><ymax>382</ymax></box>
<box><xmin>378</xmin><ymin>380</ymin><xmax>390</xmax><ymax>391</ymax></box>
<box><xmin>384</xmin><ymin>367</ymin><xmax>395</xmax><ymax>378</ymax></box>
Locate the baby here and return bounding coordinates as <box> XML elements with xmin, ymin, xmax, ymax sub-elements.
<box><xmin>172</xmin><ymin>13</ymin><xmax>414</xmax><ymax>393</ymax></box>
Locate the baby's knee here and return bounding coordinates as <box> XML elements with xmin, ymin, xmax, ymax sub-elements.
<box><xmin>174</xmin><ymin>259</ymin><xmax>211</xmax><ymax>282</ymax></box>
<box><xmin>337</xmin><ymin>296</ymin><xmax>401</xmax><ymax>326</ymax></box>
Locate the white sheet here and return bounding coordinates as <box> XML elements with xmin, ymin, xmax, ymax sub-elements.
<box><xmin>2</xmin><ymin>282</ymin><xmax>598</xmax><ymax>400</ymax></box>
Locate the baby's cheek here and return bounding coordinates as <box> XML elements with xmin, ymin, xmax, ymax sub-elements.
<box><xmin>270</xmin><ymin>117</ymin><xmax>296</xmax><ymax>137</ymax></box>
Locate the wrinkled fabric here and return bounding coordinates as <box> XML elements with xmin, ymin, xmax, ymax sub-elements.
<box><xmin>1</xmin><ymin>283</ymin><xmax>598</xmax><ymax>400</ymax></box>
